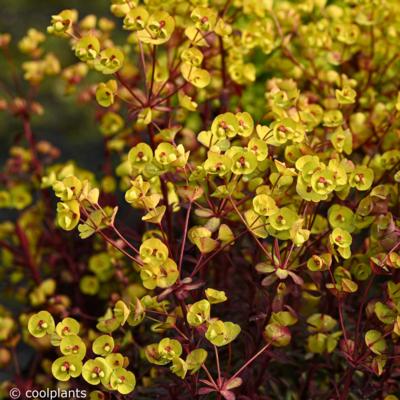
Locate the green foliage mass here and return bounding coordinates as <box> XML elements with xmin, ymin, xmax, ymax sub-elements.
<box><xmin>1</xmin><ymin>0</ymin><xmax>400</xmax><ymax>399</ymax></box>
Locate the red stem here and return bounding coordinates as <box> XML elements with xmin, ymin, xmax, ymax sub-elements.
<box><xmin>229</xmin><ymin>342</ymin><xmax>271</xmax><ymax>381</ymax></box>
<box><xmin>15</xmin><ymin>222</ymin><xmax>41</xmax><ymax>284</ymax></box>
<box><xmin>178</xmin><ymin>202</ymin><xmax>192</xmax><ymax>273</ymax></box>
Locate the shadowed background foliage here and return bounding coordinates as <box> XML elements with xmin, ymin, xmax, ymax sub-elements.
<box><xmin>0</xmin><ymin>0</ymin><xmax>111</xmax><ymax>168</ymax></box>
<box><xmin>0</xmin><ymin>0</ymin><xmax>113</xmax><ymax>382</ymax></box>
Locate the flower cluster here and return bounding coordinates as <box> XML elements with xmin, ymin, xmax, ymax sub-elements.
<box><xmin>28</xmin><ymin>311</ymin><xmax>136</xmax><ymax>394</ymax></box>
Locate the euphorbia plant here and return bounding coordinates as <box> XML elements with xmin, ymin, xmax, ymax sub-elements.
<box><xmin>2</xmin><ymin>0</ymin><xmax>400</xmax><ymax>398</ymax></box>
